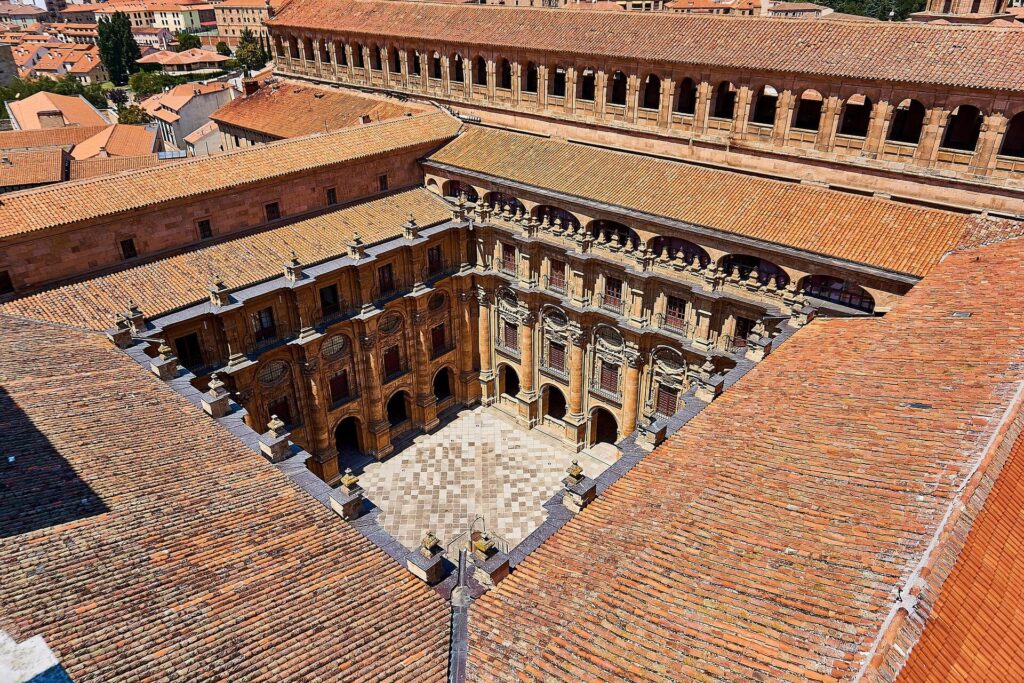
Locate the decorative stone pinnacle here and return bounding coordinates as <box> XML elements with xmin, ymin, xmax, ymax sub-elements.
<box><xmin>420</xmin><ymin>530</ymin><xmax>441</xmax><ymax>557</ymax></box>
<box><xmin>127</xmin><ymin>299</ymin><xmax>142</xmax><ymax>317</ymax></box>
<box><xmin>267</xmin><ymin>414</ymin><xmax>286</xmax><ymax>436</ymax></box>
<box><xmin>157</xmin><ymin>341</ymin><xmax>174</xmax><ymax>360</ymax></box>
<box><xmin>289</xmin><ymin>250</ymin><xmax>300</xmax><ymax>267</ymax></box>
<box><xmin>566</xmin><ymin>459</ymin><xmax>583</xmax><ymax>481</ymax></box>
<box><xmin>341</xmin><ymin>467</ymin><xmax>359</xmax><ymax>489</ymax></box>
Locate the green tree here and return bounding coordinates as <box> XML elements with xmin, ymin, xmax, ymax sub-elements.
<box><xmin>128</xmin><ymin>70</ymin><xmax>175</xmax><ymax>97</ymax></box>
<box><xmin>175</xmin><ymin>31</ymin><xmax>202</xmax><ymax>52</ymax></box>
<box><xmin>215</xmin><ymin>41</ymin><xmax>230</xmax><ymax>56</ymax></box>
<box><xmin>116</xmin><ymin>104</ymin><xmax>151</xmax><ymax>124</ymax></box>
<box><xmin>97</xmin><ymin>12</ymin><xmax>142</xmax><ymax>86</ymax></box>
<box><xmin>0</xmin><ymin>76</ymin><xmax>107</xmax><ymax>120</ymax></box>
<box><xmin>107</xmin><ymin>88</ymin><xmax>129</xmax><ymax>108</ymax></box>
<box><xmin>234</xmin><ymin>41</ymin><xmax>267</xmax><ymax>73</ymax></box>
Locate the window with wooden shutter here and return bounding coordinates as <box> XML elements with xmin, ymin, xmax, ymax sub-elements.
<box><xmin>378</xmin><ymin>263</ymin><xmax>395</xmax><ymax>296</ymax></box>
<box><xmin>666</xmin><ymin>296</ymin><xmax>686</xmax><ymax>330</ymax></box>
<box><xmin>329</xmin><ymin>370</ymin><xmax>350</xmax><ymax>404</ymax></box>
<box><xmin>548</xmin><ymin>341</ymin><xmax>565</xmax><ymax>372</ymax></box>
<box><xmin>549</xmin><ymin>260</ymin><xmax>566</xmax><ymax>291</ymax></box>
<box><xmin>656</xmin><ymin>385</ymin><xmax>678</xmax><ymax>416</ymax></box>
<box><xmin>431</xmin><ymin>323</ymin><xmax>447</xmax><ymax>356</ymax></box>
<box><xmin>504</xmin><ymin>321</ymin><xmax>519</xmax><ymax>351</ymax></box>
<box><xmin>501</xmin><ymin>243</ymin><xmax>516</xmax><ymax>274</ymax></box>
<box><xmin>600</xmin><ymin>361</ymin><xmax>618</xmax><ymax>394</ymax></box>
<box><xmin>604</xmin><ymin>278</ymin><xmax>623</xmax><ymax>309</ymax></box>
<box><xmin>383</xmin><ymin>345</ymin><xmax>401</xmax><ymax>378</ymax></box>
<box><xmin>253</xmin><ymin>306</ymin><xmax>276</xmax><ymax>342</ymax></box>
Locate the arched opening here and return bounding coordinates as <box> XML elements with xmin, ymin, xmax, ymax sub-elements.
<box><xmin>609</xmin><ymin>70</ymin><xmax>627</xmax><ymax>106</ymax></box>
<box><xmin>589</xmin><ymin>219</ymin><xmax>639</xmax><ymax>250</ymax></box>
<box><xmin>369</xmin><ymin>44</ymin><xmax>382</xmax><ymax>71</ymax></box>
<box><xmin>712</xmin><ymin>81</ymin><xmax>736</xmax><ymax>119</ymax></box>
<box><xmin>590</xmin><ymin>407</ymin><xmax>618</xmax><ymax>446</ymax></box>
<box><xmin>473</xmin><ymin>56</ymin><xmax>487</xmax><ymax>86</ymax></box>
<box><xmin>432</xmin><ymin>367</ymin><xmax>454</xmax><ymax>402</ymax></box>
<box><xmin>499</xmin><ymin>364</ymin><xmax>520</xmax><ymax>398</ymax></box>
<box><xmin>486</xmin><ymin>191</ymin><xmax>525</xmax><ymax>215</ymax></box>
<box><xmin>451</xmin><ymin>53</ymin><xmax>465</xmax><ymax>83</ymax></box>
<box><xmin>336</xmin><ymin>41</ymin><xmax>348</xmax><ymax>67</ymax></box>
<box><xmin>334</xmin><ymin>416</ymin><xmax>362</xmax><ymax>457</ymax></box>
<box><xmin>887</xmin><ymin>99</ymin><xmax>925</xmax><ymax>144</ymax></box>
<box><xmin>650</xmin><ymin>236</ymin><xmax>710</xmax><ymax>267</ymax></box>
<box><xmin>533</xmin><ymin>205</ymin><xmax>580</xmax><ymax>231</ymax></box>
<box><xmin>793</xmin><ymin>89</ymin><xmax>823</xmax><ymax>131</ymax></box>
<box><xmin>287</xmin><ymin>36</ymin><xmax>299</xmax><ymax>60</ymax></box>
<box><xmin>750</xmin><ymin>84</ymin><xmax>778</xmax><ymax>125</ymax></box>
<box><xmin>386</xmin><ymin>391</ymin><xmax>410</xmax><ymax>427</ymax></box>
<box><xmin>274</xmin><ymin>35</ymin><xmax>285</xmax><ymax>59</ymax></box>
<box><xmin>802</xmin><ymin>275</ymin><xmax>875</xmax><ymax>313</ymax></box>
<box><xmin>578</xmin><ymin>67</ymin><xmax>596</xmax><ymax>102</ymax></box>
<box><xmin>430</xmin><ymin>51</ymin><xmax>442</xmax><ymax>79</ymax></box>
<box><xmin>524</xmin><ymin>62</ymin><xmax>538</xmax><ymax>93</ymax></box>
<box><xmin>549</xmin><ymin>65</ymin><xmax>567</xmax><ymax>97</ymax></box>
<box><xmin>302</xmin><ymin>37</ymin><xmax>313</xmax><ymax>61</ymax></box>
<box><xmin>408</xmin><ymin>49</ymin><xmax>419</xmax><ymax>76</ymax></box>
<box><xmin>445</xmin><ymin>180</ymin><xmax>479</xmax><ymax>203</ymax></box>
<box><xmin>352</xmin><ymin>42</ymin><xmax>364</xmax><ymax>68</ymax></box>
<box><xmin>389</xmin><ymin>46</ymin><xmax>401</xmax><ymax>74</ymax></box>
<box><xmin>641</xmin><ymin>74</ymin><xmax>661</xmax><ymax>110</ymax></box>
<box><xmin>674</xmin><ymin>77</ymin><xmax>697</xmax><ymax>115</ymax></box>
<box><xmin>1000</xmin><ymin>112</ymin><xmax>1024</xmax><ymax>158</ymax></box>
<box><xmin>318</xmin><ymin>39</ymin><xmax>330</xmax><ymax>64</ymax></box>
<box><xmin>838</xmin><ymin>94</ymin><xmax>872</xmax><ymax>137</ymax></box>
<box><xmin>942</xmin><ymin>104</ymin><xmax>984</xmax><ymax>152</ymax></box>
<box><xmin>543</xmin><ymin>385</ymin><xmax>567</xmax><ymax>421</ymax></box>
<box><xmin>498</xmin><ymin>58</ymin><xmax>512</xmax><ymax>89</ymax></box>
<box><xmin>720</xmin><ymin>254</ymin><xmax>790</xmax><ymax>288</ymax></box>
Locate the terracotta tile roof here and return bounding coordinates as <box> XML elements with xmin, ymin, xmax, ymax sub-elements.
<box><xmin>427</xmin><ymin>126</ymin><xmax>973</xmax><ymax>277</ymax></box>
<box><xmin>211</xmin><ymin>80</ymin><xmax>430</xmax><ymax>139</ymax></box>
<box><xmin>0</xmin><ymin>149</ymin><xmax>65</xmax><ymax>188</ymax></box>
<box><xmin>0</xmin><ymin>111</ymin><xmax>460</xmax><ymax>239</ymax></box>
<box><xmin>466</xmin><ymin>235</ymin><xmax>1024</xmax><ymax>683</ymax></box>
<box><xmin>137</xmin><ymin>47</ymin><xmax>231</xmax><ymax>66</ymax></box>
<box><xmin>68</xmin><ymin>154</ymin><xmax>168</xmax><ymax>179</ymax></box>
<box><xmin>70</xmin><ymin>124</ymin><xmax>158</xmax><ymax>160</ymax></box>
<box><xmin>0</xmin><ymin>313</ymin><xmax>450</xmax><ymax>682</ymax></box>
<box><xmin>141</xmin><ymin>81</ymin><xmax>234</xmax><ymax>113</ymax></box>
<box><xmin>0</xmin><ymin>124</ymin><xmax>107</xmax><ymax>151</ymax></box>
<box><xmin>6</xmin><ymin>91</ymin><xmax>107</xmax><ymax>130</ymax></box>
<box><xmin>182</xmin><ymin>119</ymin><xmax>218</xmax><ymax>144</ymax></box>
<box><xmin>1</xmin><ymin>188</ymin><xmax>452</xmax><ymax>330</ymax></box>
<box><xmin>268</xmin><ymin>0</ymin><xmax>1024</xmax><ymax>92</ymax></box>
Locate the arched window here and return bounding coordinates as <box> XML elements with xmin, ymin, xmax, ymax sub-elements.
<box><xmin>578</xmin><ymin>67</ymin><xmax>596</xmax><ymax>102</ymax></box>
<box><xmin>498</xmin><ymin>58</ymin><xmax>512</xmax><ymax>89</ymax></box>
<box><xmin>451</xmin><ymin>53</ymin><xmax>465</xmax><ymax>83</ymax></box>
<box><xmin>533</xmin><ymin>205</ymin><xmax>580</xmax><ymax>231</ymax></box>
<box><xmin>674</xmin><ymin>78</ymin><xmax>697</xmax><ymax>115</ymax></box>
<box><xmin>302</xmin><ymin>37</ymin><xmax>313</xmax><ymax>61</ymax></box>
<box><xmin>549</xmin><ymin>65</ymin><xmax>567</xmax><ymax>97</ymax></box>
<box><xmin>609</xmin><ymin>70</ymin><xmax>627</xmax><ymax>106</ymax></box>
<box><xmin>1000</xmin><ymin>112</ymin><xmax>1024</xmax><ymax>158</ymax></box>
<box><xmin>712</xmin><ymin>81</ymin><xmax>736</xmax><ymax>119</ymax></box>
<box><xmin>369</xmin><ymin>44</ymin><xmax>382</xmax><ymax>70</ymax></box>
<box><xmin>473</xmin><ymin>56</ymin><xmax>487</xmax><ymax>86</ymax></box>
<box><xmin>887</xmin><ymin>99</ymin><xmax>925</xmax><ymax>144</ymax></box>
<box><xmin>318</xmin><ymin>39</ymin><xmax>330</xmax><ymax>63</ymax></box>
<box><xmin>274</xmin><ymin>35</ymin><xmax>284</xmax><ymax>58</ymax></box>
<box><xmin>389</xmin><ymin>47</ymin><xmax>401</xmax><ymax>74</ymax></box>
<box><xmin>336</xmin><ymin>41</ymin><xmax>348</xmax><ymax>66</ymax></box>
<box><xmin>524</xmin><ymin>62</ymin><xmax>538</xmax><ymax>93</ymax></box>
<box><xmin>641</xmin><ymin>74</ymin><xmax>661</xmax><ymax>110</ymax></box>
<box><xmin>351</xmin><ymin>42</ymin><xmax>364</xmax><ymax>68</ymax></box>
<box><xmin>720</xmin><ymin>254</ymin><xmax>790</xmax><ymax>288</ymax></box>
<box><xmin>793</xmin><ymin>89</ymin><xmax>823</xmax><ymax>131</ymax></box>
<box><xmin>408</xmin><ymin>49</ymin><xmax>419</xmax><ymax>75</ymax></box>
<box><xmin>287</xmin><ymin>36</ymin><xmax>299</xmax><ymax>60</ymax></box>
<box><xmin>650</xmin><ymin>236</ymin><xmax>710</xmax><ymax>268</ymax></box>
<box><xmin>838</xmin><ymin>94</ymin><xmax>872</xmax><ymax>137</ymax></box>
<box><xmin>590</xmin><ymin>220</ymin><xmax>639</xmax><ymax>250</ymax></box>
<box><xmin>750</xmin><ymin>84</ymin><xmax>778</xmax><ymax>125</ymax></box>
<box><xmin>942</xmin><ymin>104</ymin><xmax>984</xmax><ymax>152</ymax></box>
<box><xmin>445</xmin><ymin>180</ymin><xmax>479</xmax><ymax>203</ymax></box>
<box><xmin>802</xmin><ymin>275</ymin><xmax>875</xmax><ymax>313</ymax></box>
<box><xmin>430</xmin><ymin>51</ymin><xmax>442</xmax><ymax>79</ymax></box>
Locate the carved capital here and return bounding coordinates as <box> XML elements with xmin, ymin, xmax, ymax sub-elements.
<box><xmin>475</xmin><ymin>285</ymin><xmax>492</xmax><ymax>307</ymax></box>
<box><xmin>360</xmin><ymin>333</ymin><xmax>377</xmax><ymax>350</ymax></box>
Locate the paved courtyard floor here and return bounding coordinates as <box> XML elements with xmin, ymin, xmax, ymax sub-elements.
<box><xmin>350</xmin><ymin>406</ymin><xmax>613</xmax><ymax>552</ymax></box>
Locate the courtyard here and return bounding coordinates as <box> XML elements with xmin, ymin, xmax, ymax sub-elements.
<box><xmin>345</xmin><ymin>407</ymin><xmax>615</xmax><ymax>552</ymax></box>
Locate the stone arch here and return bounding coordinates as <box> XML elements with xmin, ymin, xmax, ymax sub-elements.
<box><xmin>673</xmin><ymin>77</ymin><xmax>697</xmax><ymax>115</ymax></box>
<box><xmin>523</xmin><ymin>61</ymin><xmax>539</xmax><ymax>93</ymax></box>
<box><xmin>335</xmin><ymin>40</ymin><xmax>348</xmax><ymax>67</ymax></box>
<box><xmin>302</xmin><ymin>36</ymin><xmax>313</xmax><ymax>61</ymax></box>
<box><xmin>838</xmin><ymin>93</ymin><xmax>872</xmax><ymax>137</ymax></box>
<box><xmin>450</xmin><ymin>52</ymin><xmax>465</xmax><ymax>83</ymax></box>
<box><xmin>609</xmin><ymin>70</ymin><xmax>628</xmax><ymax>106</ymax></box>
<box><xmin>711</xmin><ymin>81</ymin><xmax>737</xmax><ymax>119</ymax></box>
<box><xmin>590</xmin><ymin>406</ymin><xmax>618</xmax><ymax>446</ymax></box>
<box><xmin>498</xmin><ymin>58</ymin><xmax>512</xmax><ymax>89</ymax></box>
<box><xmin>750</xmin><ymin>84</ymin><xmax>779</xmax><ymax>125</ymax></box>
<box><xmin>589</xmin><ymin>219</ymin><xmax>640</xmax><ymax>250</ymax></box>
<box><xmin>351</xmin><ymin>41</ymin><xmax>364</xmax><ymax>68</ymax></box>
<box><xmin>473</xmin><ymin>55</ymin><xmax>487</xmax><ymax>86</ymax></box>
<box><xmin>1001</xmin><ymin>111</ymin><xmax>1024</xmax><ymax>158</ymax></box>
<box><xmin>640</xmin><ymin>74</ymin><xmax>661</xmax><ymax>110</ymax></box>
<box><xmin>800</xmin><ymin>275</ymin><xmax>875</xmax><ymax>313</ymax></box>
<box><xmin>649</xmin><ymin>236</ymin><xmax>710</xmax><ymax>268</ymax></box>
<box><xmin>407</xmin><ymin>48</ymin><xmax>419</xmax><ymax>75</ymax></box>
<box><xmin>385</xmin><ymin>390</ymin><xmax>411</xmax><ymax>427</ymax></box>
<box><xmin>430</xmin><ymin>51</ymin><xmax>442</xmax><ymax>79</ymax></box>
<box><xmin>426</xmin><ymin>178</ymin><xmax>440</xmax><ymax>194</ymax></box>
<box><xmin>485</xmin><ymin>191</ymin><xmax>525</xmax><ymax>215</ymax></box>
<box><xmin>542</xmin><ymin>384</ymin><xmax>567</xmax><ymax>421</ymax></box>
<box><xmin>369</xmin><ymin>43</ymin><xmax>382</xmax><ymax>70</ymax></box>
<box><xmin>287</xmin><ymin>35</ymin><xmax>299</xmax><ymax>60</ymax></box>
<box><xmin>942</xmin><ymin>104</ymin><xmax>984</xmax><ymax>152</ymax></box>
<box><xmin>578</xmin><ymin>66</ymin><xmax>597</xmax><ymax>101</ymax></box>
<box><xmin>792</xmin><ymin>89</ymin><xmax>824</xmax><ymax>131</ymax></box>
<box><xmin>887</xmin><ymin>98</ymin><xmax>926</xmax><ymax>144</ymax></box>
<box><xmin>334</xmin><ymin>415</ymin><xmax>363</xmax><ymax>457</ymax></box>
<box><xmin>444</xmin><ymin>179</ymin><xmax>479</xmax><ymax>202</ymax></box>
<box><xmin>549</xmin><ymin>64</ymin><xmax>567</xmax><ymax>97</ymax></box>
<box><xmin>532</xmin><ymin>205</ymin><xmax>581</xmax><ymax>231</ymax></box>
<box><xmin>432</xmin><ymin>366</ymin><xmax>455</xmax><ymax>402</ymax></box>
<box><xmin>388</xmin><ymin>46</ymin><xmax>401</xmax><ymax>74</ymax></box>
<box><xmin>720</xmin><ymin>254</ymin><xmax>791</xmax><ymax>288</ymax></box>
<box><xmin>498</xmin><ymin>363</ymin><xmax>520</xmax><ymax>398</ymax></box>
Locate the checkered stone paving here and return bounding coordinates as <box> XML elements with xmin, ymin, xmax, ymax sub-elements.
<box><xmin>355</xmin><ymin>407</ymin><xmax>612</xmax><ymax>552</ymax></box>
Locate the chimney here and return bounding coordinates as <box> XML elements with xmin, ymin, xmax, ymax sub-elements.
<box><xmin>242</xmin><ymin>77</ymin><xmax>259</xmax><ymax>97</ymax></box>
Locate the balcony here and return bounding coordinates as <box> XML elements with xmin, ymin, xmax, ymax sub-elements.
<box><xmin>496</xmin><ymin>340</ymin><xmax>520</xmax><ymax>361</ymax></box>
<box><xmin>540</xmin><ymin>363</ymin><xmax>569</xmax><ymax>383</ymax></box>
<box><xmin>589</xmin><ymin>380</ymin><xmax>622</xmax><ymax>406</ymax></box>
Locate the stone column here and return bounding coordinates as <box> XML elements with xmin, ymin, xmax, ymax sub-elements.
<box><xmin>658</xmin><ymin>77</ymin><xmax>674</xmax><ymax>128</ymax></box>
<box><xmin>457</xmin><ymin>289</ymin><xmax>480</xmax><ymax>402</ymax></box>
<box><xmin>512</xmin><ymin>61</ymin><xmax>522</xmax><ymax>104</ymax></box>
<box><xmin>359</xmin><ymin>330</ymin><xmax>391</xmax><ymax>459</ymax></box>
<box><xmin>626</xmin><ymin>74</ymin><xmax>639</xmax><ymax>122</ymax></box>
<box><xmin>969</xmin><ymin>113</ymin><xmax>1008</xmax><ymax>176</ymax></box>
<box><xmin>518</xmin><ymin>307</ymin><xmax>538</xmax><ymax>427</ymax></box>
<box><xmin>595</xmin><ymin>70</ymin><xmax>608</xmax><ymax>119</ymax></box>
<box><xmin>815</xmin><ymin>95</ymin><xmax>842</xmax><ymax>152</ymax></box>
<box><xmin>301</xmin><ymin>354</ymin><xmax>339</xmax><ymax>484</ymax></box>
<box><xmin>773</xmin><ymin>89</ymin><xmax>795</xmax><ymax>146</ymax></box>
<box><xmin>864</xmin><ymin>100</ymin><xmax>892</xmax><ymax>156</ymax></box>
<box><xmin>327</xmin><ymin>40</ymin><xmax>339</xmax><ymax>81</ymax></box>
<box><xmin>477</xmin><ymin>287</ymin><xmax>495</xmax><ymax>404</ymax></box>
<box><xmin>694</xmin><ymin>80</ymin><xmax>713</xmax><ymax>135</ymax></box>
<box><xmin>733</xmin><ymin>84</ymin><xmax>753</xmax><ymax>137</ymax></box>
<box><xmin>693</xmin><ymin>308</ymin><xmax>713</xmax><ymax>351</ymax></box>
<box><xmin>487</xmin><ymin>59</ymin><xmax>496</xmax><ymax>99</ymax></box>
<box><xmin>412</xmin><ymin>310</ymin><xmax>440</xmax><ymax>431</ymax></box>
<box><xmin>538</xmin><ymin>65</ymin><xmax>549</xmax><ymax>109</ymax></box>
<box><xmin>620</xmin><ymin>349</ymin><xmax>642</xmax><ymax>436</ymax></box>
<box><xmin>565</xmin><ymin>66</ymin><xmax>577</xmax><ymax>113</ymax></box>
<box><xmin>914</xmin><ymin>106</ymin><xmax>948</xmax><ymax>165</ymax></box>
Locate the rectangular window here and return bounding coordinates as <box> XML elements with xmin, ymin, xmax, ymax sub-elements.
<box><xmin>666</xmin><ymin>296</ymin><xmax>686</xmax><ymax>330</ymax></box>
<box><xmin>0</xmin><ymin>270</ymin><xmax>13</xmax><ymax>295</ymax></box>
<box><xmin>600</xmin><ymin>361</ymin><xmax>618</xmax><ymax>394</ymax></box>
<box><xmin>431</xmin><ymin>322</ymin><xmax>447</xmax><ymax>357</ymax></box>
<box><xmin>325</xmin><ymin>187</ymin><xmax>337</xmax><ymax>206</ymax></box>
<box><xmin>548</xmin><ymin>341</ymin><xmax>565</xmax><ymax>373</ymax></box>
<box><xmin>378</xmin><ymin>174</ymin><xmax>388</xmax><ymax>192</ymax></box>
<box><xmin>319</xmin><ymin>284</ymin><xmax>341</xmax><ymax>317</ymax></box>
<box><xmin>382</xmin><ymin>345</ymin><xmax>401</xmax><ymax>378</ymax></box>
<box><xmin>264</xmin><ymin>201</ymin><xmax>281</xmax><ymax>222</ymax></box>
<box><xmin>266</xmin><ymin>396</ymin><xmax>293</xmax><ymax>427</ymax></box>
<box><xmin>377</xmin><ymin>264</ymin><xmax>396</xmax><ymax>296</ymax></box>
<box><xmin>604</xmin><ymin>277</ymin><xmax>623</xmax><ymax>309</ymax></box>
<box><xmin>173</xmin><ymin>332</ymin><xmax>203</xmax><ymax>369</ymax></box>
<box><xmin>427</xmin><ymin>244</ymin><xmax>443</xmax><ymax>275</ymax></box>
<box><xmin>656</xmin><ymin>384</ymin><xmax>679</xmax><ymax>417</ymax></box>
<box><xmin>501</xmin><ymin>243</ymin><xmax>516</xmax><ymax>274</ymax></box>
<box><xmin>253</xmin><ymin>306</ymin><xmax>276</xmax><ymax>342</ymax></box>
<box><xmin>549</xmin><ymin>259</ymin><xmax>566</xmax><ymax>291</ymax></box>
<box><xmin>329</xmin><ymin>369</ymin><xmax>350</xmax><ymax>404</ymax></box>
<box><xmin>503</xmin><ymin>320</ymin><xmax>519</xmax><ymax>351</ymax></box>
<box><xmin>120</xmin><ymin>238</ymin><xmax>138</xmax><ymax>260</ymax></box>
<box><xmin>197</xmin><ymin>218</ymin><xmax>212</xmax><ymax>240</ymax></box>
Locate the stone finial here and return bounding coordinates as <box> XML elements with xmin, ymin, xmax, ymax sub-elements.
<box><xmin>149</xmin><ymin>340</ymin><xmax>178</xmax><ymax>380</ymax></box>
<box><xmin>126</xmin><ymin>300</ymin><xmax>145</xmax><ymax>333</ymax></box>
<box><xmin>402</xmin><ymin>213</ymin><xmax>419</xmax><ymax>240</ymax></box>
<box><xmin>267</xmin><ymin>414</ymin><xmax>287</xmax><ymax>438</ymax></box>
<box><xmin>700</xmin><ymin>355</ymin><xmax>716</xmax><ymax>376</ymax></box>
<box><xmin>420</xmin><ymin>530</ymin><xmax>442</xmax><ymax>558</ymax></box>
<box><xmin>565</xmin><ymin>459</ymin><xmax>584</xmax><ymax>485</ymax></box>
<box><xmin>690</xmin><ymin>254</ymin><xmax>702</xmax><ymax>271</ymax></box>
<box><xmin>658</xmin><ymin>246</ymin><xmax>669</xmax><ymax>263</ymax></box>
<box><xmin>259</xmin><ymin>415</ymin><xmax>291</xmax><ymax>463</ymax></box>
<box><xmin>107</xmin><ymin>312</ymin><xmax>133</xmax><ymax>348</ymax></box>
<box><xmin>284</xmin><ymin>250</ymin><xmax>302</xmax><ymax>281</ymax></box>
<box><xmin>201</xmin><ymin>372</ymin><xmax>232</xmax><ymax>418</ymax></box>
<box><xmin>157</xmin><ymin>341</ymin><xmax>175</xmax><ymax>361</ymax></box>
<box><xmin>347</xmin><ymin>232</ymin><xmax>366</xmax><ymax>260</ymax></box>
<box><xmin>330</xmin><ymin>467</ymin><xmax>365</xmax><ymax>521</ymax></box>
<box><xmin>209</xmin><ymin>277</ymin><xmax>230</xmax><ymax>307</ymax></box>
<box><xmin>472</xmin><ymin>531</ymin><xmax>496</xmax><ymax>561</ymax></box>
<box><xmin>540</xmin><ymin>213</ymin><xmax>551</xmax><ymax>230</ymax></box>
